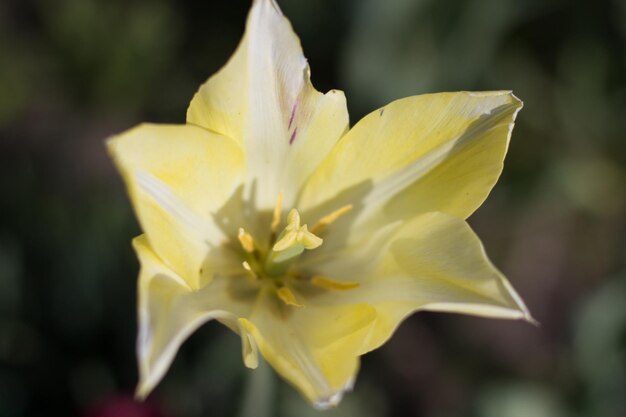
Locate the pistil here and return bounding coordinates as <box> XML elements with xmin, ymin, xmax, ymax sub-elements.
<box><xmin>265</xmin><ymin>209</ymin><xmax>322</xmax><ymax>275</ymax></box>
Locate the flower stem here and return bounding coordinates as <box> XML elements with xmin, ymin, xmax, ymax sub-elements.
<box><xmin>237</xmin><ymin>358</ymin><xmax>275</xmax><ymax>417</ymax></box>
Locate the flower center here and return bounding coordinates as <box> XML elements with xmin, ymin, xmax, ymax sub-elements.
<box><xmin>234</xmin><ymin>193</ymin><xmax>358</xmax><ymax>308</ymax></box>
<box><xmin>266</xmin><ymin>208</ymin><xmax>322</xmax><ymax>274</ymax></box>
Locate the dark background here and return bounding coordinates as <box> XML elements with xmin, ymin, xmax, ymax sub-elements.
<box><xmin>1</xmin><ymin>0</ymin><xmax>625</xmax><ymax>416</ymax></box>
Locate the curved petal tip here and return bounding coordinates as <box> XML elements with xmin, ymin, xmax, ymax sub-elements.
<box><xmin>312</xmin><ymin>377</ymin><xmax>355</xmax><ymax>410</ymax></box>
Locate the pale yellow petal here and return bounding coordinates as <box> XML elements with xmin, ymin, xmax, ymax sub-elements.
<box><xmin>107</xmin><ymin>123</ymin><xmax>244</xmax><ymax>288</ymax></box>
<box><xmin>240</xmin><ymin>288</ymin><xmax>376</xmax><ymax>409</ymax></box>
<box><xmin>133</xmin><ymin>236</ymin><xmax>255</xmax><ymax>399</ymax></box>
<box><xmin>308</xmin><ymin>212</ymin><xmax>532</xmax><ymax>353</ymax></box>
<box><xmin>186</xmin><ymin>0</ymin><xmax>348</xmax><ymax>208</ymax></box>
<box><xmin>299</xmin><ymin>92</ymin><xmax>522</xmax><ymax>228</ymax></box>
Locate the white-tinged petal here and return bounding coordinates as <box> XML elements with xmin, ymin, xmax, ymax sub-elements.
<box><xmin>240</xmin><ymin>288</ymin><xmax>376</xmax><ymax>408</ymax></box>
<box><xmin>299</xmin><ymin>91</ymin><xmax>522</xmax><ymax>250</ymax></box>
<box><xmin>307</xmin><ymin>212</ymin><xmax>533</xmax><ymax>354</ymax></box>
<box><xmin>187</xmin><ymin>0</ymin><xmax>349</xmax><ymax>209</ymax></box>
<box><xmin>108</xmin><ymin>124</ymin><xmax>245</xmax><ymax>288</ymax></box>
<box><xmin>133</xmin><ymin>236</ymin><xmax>256</xmax><ymax>399</ymax></box>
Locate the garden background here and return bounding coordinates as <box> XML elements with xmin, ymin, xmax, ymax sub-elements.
<box><xmin>1</xmin><ymin>0</ymin><xmax>625</xmax><ymax>416</ymax></box>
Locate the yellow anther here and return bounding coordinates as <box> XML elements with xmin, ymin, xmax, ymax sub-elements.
<box><xmin>311</xmin><ymin>275</ymin><xmax>360</xmax><ymax>291</ymax></box>
<box><xmin>276</xmin><ymin>286</ymin><xmax>303</xmax><ymax>307</ymax></box>
<box><xmin>238</xmin><ymin>227</ymin><xmax>255</xmax><ymax>253</ymax></box>
<box><xmin>310</xmin><ymin>204</ymin><xmax>353</xmax><ymax>234</ymax></box>
<box><xmin>271</xmin><ymin>192</ymin><xmax>284</xmax><ymax>232</ymax></box>
<box><xmin>242</xmin><ymin>261</ymin><xmax>257</xmax><ymax>280</ymax></box>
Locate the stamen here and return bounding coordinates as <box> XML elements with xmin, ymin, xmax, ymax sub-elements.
<box><xmin>271</xmin><ymin>192</ymin><xmax>284</xmax><ymax>232</ymax></box>
<box><xmin>242</xmin><ymin>261</ymin><xmax>257</xmax><ymax>280</ymax></box>
<box><xmin>310</xmin><ymin>204</ymin><xmax>353</xmax><ymax>234</ymax></box>
<box><xmin>238</xmin><ymin>227</ymin><xmax>255</xmax><ymax>253</ymax></box>
<box><xmin>276</xmin><ymin>286</ymin><xmax>303</xmax><ymax>307</ymax></box>
<box><xmin>311</xmin><ymin>275</ymin><xmax>360</xmax><ymax>291</ymax></box>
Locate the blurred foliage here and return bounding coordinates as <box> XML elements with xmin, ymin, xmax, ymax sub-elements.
<box><xmin>0</xmin><ymin>0</ymin><xmax>625</xmax><ymax>416</ymax></box>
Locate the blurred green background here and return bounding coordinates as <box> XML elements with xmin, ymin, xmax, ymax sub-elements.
<box><xmin>1</xmin><ymin>0</ymin><xmax>625</xmax><ymax>416</ymax></box>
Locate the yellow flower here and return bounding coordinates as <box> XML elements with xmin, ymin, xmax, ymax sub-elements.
<box><xmin>107</xmin><ymin>0</ymin><xmax>532</xmax><ymax>409</ymax></box>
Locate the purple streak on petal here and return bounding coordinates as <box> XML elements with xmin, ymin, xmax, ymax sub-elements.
<box><xmin>288</xmin><ymin>103</ymin><xmax>297</xmax><ymax>130</ymax></box>
<box><xmin>289</xmin><ymin>127</ymin><xmax>298</xmax><ymax>145</ymax></box>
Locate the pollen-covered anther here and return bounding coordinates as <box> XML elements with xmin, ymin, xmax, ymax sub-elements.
<box><xmin>271</xmin><ymin>192</ymin><xmax>284</xmax><ymax>232</ymax></box>
<box><xmin>276</xmin><ymin>286</ymin><xmax>303</xmax><ymax>307</ymax></box>
<box><xmin>311</xmin><ymin>275</ymin><xmax>360</xmax><ymax>291</ymax></box>
<box><xmin>242</xmin><ymin>261</ymin><xmax>258</xmax><ymax>280</ymax></box>
<box><xmin>310</xmin><ymin>204</ymin><xmax>353</xmax><ymax>234</ymax></box>
<box><xmin>238</xmin><ymin>227</ymin><xmax>255</xmax><ymax>253</ymax></box>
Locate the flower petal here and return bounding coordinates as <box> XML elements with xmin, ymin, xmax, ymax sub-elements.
<box><xmin>108</xmin><ymin>124</ymin><xmax>245</xmax><ymax>288</ymax></box>
<box><xmin>133</xmin><ymin>236</ymin><xmax>255</xmax><ymax>399</ymax></box>
<box><xmin>308</xmin><ymin>212</ymin><xmax>532</xmax><ymax>354</ymax></box>
<box><xmin>240</xmin><ymin>288</ymin><xmax>376</xmax><ymax>409</ymax></box>
<box><xmin>186</xmin><ymin>0</ymin><xmax>349</xmax><ymax>208</ymax></box>
<box><xmin>299</xmin><ymin>91</ymin><xmax>522</xmax><ymax>226</ymax></box>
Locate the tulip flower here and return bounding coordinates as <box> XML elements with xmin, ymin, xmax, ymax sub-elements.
<box><xmin>108</xmin><ymin>0</ymin><xmax>532</xmax><ymax>408</ymax></box>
